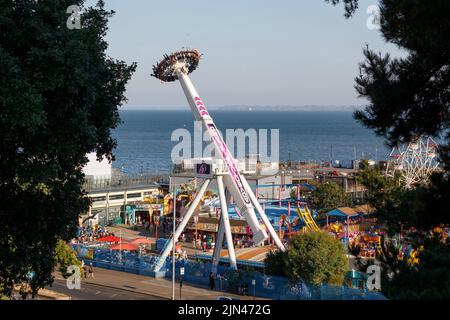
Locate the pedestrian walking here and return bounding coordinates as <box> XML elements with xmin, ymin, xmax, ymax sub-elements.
<box><xmin>209</xmin><ymin>272</ymin><xmax>215</xmax><ymax>290</ymax></box>
<box><xmin>88</xmin><ymin>263</ymin><xmax>94</xmax><ymax>278</ymax></box>
<box><xmin>81</xmin><ymin>260</ymin><xmax>86</xmax><ymax>278</ymax></box>
<box><xmin>217</xmin><ymin>273</ymin><xmax>223</xmax><ymax>290</ymax></box>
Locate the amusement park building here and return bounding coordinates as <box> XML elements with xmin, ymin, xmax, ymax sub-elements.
<box><xmin>81</xmin><ymin>174</ymin><xmax>163</xmax><ymax>227</ymax></box>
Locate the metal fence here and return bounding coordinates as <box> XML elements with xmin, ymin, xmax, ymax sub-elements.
<box><xmin>83</xmin><ymin>174</ymin><xmax>164</xmax><ymax>192</ymax></box>
<box><xmin>164</xmin><ymin>261</ymin><xmax>386</xmax><ymax>300</ymax></box>
<box><xmin>72</xmin><ymin>245</ymin><xmax>386</xmax><ymax>300</ymax></box>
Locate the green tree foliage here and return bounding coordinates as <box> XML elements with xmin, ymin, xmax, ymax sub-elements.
<box><xmin>224</xmin><ymin>269</ymin><xmax>254</xmax><ymax>294</ymax></box>
<box><xmin>325</xmin><ymin>0</ymin><xmax>359</xmax><ymax>18</ymax></box>
<box><xmin>356</xmin><ymin>161</ymin><xmax>448</xmax><ymax>235</ymax></box>
<box><xmin>357</xmin><ymin>233</ymin><xmax>450</xmax><ymax>300</ymax></box>
<box><xmin>356</xmin><ymin>154</ymin><xmax>450</xmax><ymax>299</ymax></box>
<box><xmin>328</xmin><ymin>0</ymin><xmax>450</xmax><ymax>299</ymax></box>
<box><xmin>0</xmin><ymin>0</ymin><xmax>136</xmax><ymax>297</ymax></box>
<box><xmin>289</xmin><ymin>180</ymin><xmax>318</xmax><ymax>201</ymax></box>
<box><xmin>264</xmin><ymin>249</ymin><xmax>288</xmax><ymax>277</ymax></box>
<box><xmin>311</xmin><ymin>182</ymin><xmax>350</xmax><ymax>214</ymax></box>
<box><xmin>329</xmin><ymin>0</ymin><xmax>450</xmax><ymax>230</ymax></box>
<box><xmin>356</xmin><ymin>161</ymin><xmax>408</xmax><ymax>234</ymax></box>
<box><xmin>54</xmin><ymin>240</ymin><xmax>81</xmax><ymax>279</ymax></box>
<box><xmin>353</xmin><ymin>1</ymin><xmax>450</xmax><ymax>148</ymax></box>
<box><xmin>265</xmin><ymin>232</ymin><xmax>348</xmax><ymax>286</ymax></box>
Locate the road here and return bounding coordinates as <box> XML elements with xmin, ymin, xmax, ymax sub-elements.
<box><xmin>48</xmin><ymin>279</ymin><xmax>164</xmax><ymax>300</ymax></box>
<box><xmin>46</xmin><ymin>268</ymin><xmax>254</xmax><ymax>300</ymax></box>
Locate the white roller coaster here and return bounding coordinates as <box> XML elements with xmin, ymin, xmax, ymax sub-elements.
<box><xmin>386</xmin><ymin>136</ymin><xmax>440</xmax><ymax>188</ymax></box>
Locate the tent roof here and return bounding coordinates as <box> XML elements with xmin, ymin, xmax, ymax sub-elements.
<box><xmin>326</xmin><ymin>209</ymin><xmax>347</xmax><ymax>217</ymax></box>
<box><xmin>326</xmin><ymin>207</ymin><xmax>359</xmax><ymax>217</ymax></box>
<box><xmin>354</xmin><ymin>204</ymin><xmax>375</xmax><ymax>215</ymax></box>
<box><xmin>109</xmin><ymin>243</ymin><xmax>139</xmax><ymax>251</ymax></box>
<box><xmin>96</xmin><ymin>235</ymin><xmax>122</xmax><ymax>243</ymax></box>
<box><xmin>339</xmin><ymin>207</ymin><xmax>359</xmax><ymax>216</ymax></box>
<box><xmin>129</xmin><ymin>238</ymin><xmax>154</xmax><ymax>245</ymax></box>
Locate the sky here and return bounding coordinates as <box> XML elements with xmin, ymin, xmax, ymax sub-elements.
<box><xmin>85</xmin><ymin>0</ymin><xmax>404</xmax><ymax>108</ymax></box>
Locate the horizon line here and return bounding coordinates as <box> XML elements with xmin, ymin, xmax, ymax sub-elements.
<box><xmin>121</xmin><ymin>105</ymin><xmax>363</xmax><ymax>111</ymax></box>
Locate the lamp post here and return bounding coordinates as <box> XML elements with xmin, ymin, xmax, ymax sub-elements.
<box><xmin>252</xmin><ymin>279</ymin><xmax>256</xmax><ymax>300</ymax></box>
<box><xmin>194</xmin><ymin>215</ymin><xmax>199</xmax><ymax>248</ymax></box>
<box><xmin>171</xmin><ymin>176</ymin><xmax>176</xmax><ymax>300</ymax></box>
<box><xmin>148</xmin><ymin>208</ymin><xmax>152</xmax><ymax>238</ymax></box>
<box><xmin>288</xmin><ymin>201</ymin><xmax>291</xmax><ymax>239</ymax></box>
<box><xmin>119</xmin><ymin>229</ymin><xmax>122</xmax><ymax>260</ymax></box>
<box><xmin>155</xmin><ymin>215</ymin><xmax>159</xmax><ymax>241</ymax></box>
<box><xmin>346</xmin><ymin>216</ymin><xmax>350</xmax><ymax>249</ymax></box>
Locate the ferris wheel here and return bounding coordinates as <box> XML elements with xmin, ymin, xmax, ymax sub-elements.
<box><xmin>386</xmin><ymin>137</ymin><xmax>440</xmax><ymax>188</ymax></box>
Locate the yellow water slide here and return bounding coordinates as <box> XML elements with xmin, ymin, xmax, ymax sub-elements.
<box><xmin>297</xmin><ymin>207</ymin><xmax>320</xmax><ymax>231</ymax></box>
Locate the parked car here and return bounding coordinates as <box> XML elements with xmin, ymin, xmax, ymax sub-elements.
<box><xmin>216</xmin><ymin>296</ymin><xmax>240</xmax><ymax>300</ymax></box>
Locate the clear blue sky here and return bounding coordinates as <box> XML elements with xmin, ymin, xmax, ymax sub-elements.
<box><xmin>86</xmin><ymin>0</ymin><xmax>403</xmax><ymax>108</ymax></box>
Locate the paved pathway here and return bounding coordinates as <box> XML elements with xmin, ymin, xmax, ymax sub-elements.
<box><xmin>51</xmin><ymin>268</ymin><xmax>262</xmax><ymax>300</ymax></box>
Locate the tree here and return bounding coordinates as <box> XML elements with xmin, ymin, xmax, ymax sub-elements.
<box><xmin>326</xmin><ymin>0</ymin><xmax>359</xmax><ymax>18</ymax></box>
<box><xmin>327</xmin><ymin>0</ymin><xmax>450</xmax><ymax>299</ymax></box>
<box><xmin>356</xmin><ymin>161</ymin><xmax>410</xmax><ymax>235</ymax></box>
<box><xmin>265</xmin><ymin>232</ymin><xmax>348</xmax><ymax>286</ymax></box>
<box><xmin>225</xmin><ymin>269</ymin><xmax>254</xmax><ymax>294</ymax></box>
<box><xmin>54</xmin><ymin>240</ymin><xmax>82</xmax><ymax>279</ymax></box>
<box><xmin>327</xmin><ymin>0</ymin><xmax>450</xmax><ymax>229</ymax></box>
<box><xmin>264</xmin><ymin>249</ymin><xmax>288</xmax><ymax>277</ymax></box>
<box><xmin>310</xmin><ymin>182</ymin><xmax>350</xmax><ymax>214</ymax></box>
<box><xmin>356</xmin><ymin>232</ymin><xmax>450</xmax><ymax>300</ymax></box>
<box><xmin>0</xmin><ymin>0</ymin><xmax>136</xmax><ymax>297</ymax></box>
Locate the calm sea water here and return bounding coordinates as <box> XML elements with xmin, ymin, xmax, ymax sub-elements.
<box><xmin>111</xmin><ymin>110</ymin><xmax>389</xmax><ymax>175</ymax></box>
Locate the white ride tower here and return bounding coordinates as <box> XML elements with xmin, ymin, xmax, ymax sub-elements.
<box><xmin>151</xmin><ymin>49</ymin><xmax>285</xmax><ymax>272</ymax></box>
<box><xmin>386</xmin><ymin>136</ymin><xmax>440</xmax><ymax>188</ymax></box>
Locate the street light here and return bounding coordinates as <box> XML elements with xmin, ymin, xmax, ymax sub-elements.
<box><xmin>194</xmin><ymin>214</ymin><xmax>199</xmax><ymax>248</ymax></box>
<box><xmin>170</xmin><ymin>176</ymin><xmax>176</xmax><ymax>300</ymax></box>
<box><xmin>252</xmin><ymin>279</ymin><xmax>256</xmax><ymax>300</ymax></box>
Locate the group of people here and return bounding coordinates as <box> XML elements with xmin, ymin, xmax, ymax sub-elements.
<box><xmin>74</xmin><ymin>225</ymin><xmax>115</xmax><ymax>244</ymax></box>
<box><xmin>208</xmin><ymin>272</ymin><xmax>227</xmax><ymax>291</ymax></box>
<box><xmin>151</xmin><ymin>49</ymin><xmax>201</xmax><ymax>82</ymax></box>
<box><xmin>81</xmin><ymin>260</ymin><xmax>95</xmax><ymax>278</ymax></box>
<box><xmin>174</xmin><ymin>246</ymin><xmax>189</xmax><ymax>261</ymax></box>
<box><xmin>140</xmin><ymin>214</ymin><xmax>182</xmax><ymax>236</ymax></box>
<box><xmin>189</xmin><ymin>233</ymin><xmax>258</xmax><ymax>252</ymax></box>
<box><xmin>234</xmin><ymin>235</ymin><xmax>255</xmax><ymax>249</ymax></box>
<box><xmin>192</xmin><ymin>234</ymin><xmax>213</xmax><ymax>252</ymax></box>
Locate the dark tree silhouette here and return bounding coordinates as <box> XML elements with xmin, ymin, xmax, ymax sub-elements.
<box><xmin>0</xmin><ymin>0</ymin><xmax>136</xmax><ymax>297</ymax></box>
<box><xmin>329</xmin><ymin>0</ymin><xmax>450</xmax><ymax>299</ymax></box>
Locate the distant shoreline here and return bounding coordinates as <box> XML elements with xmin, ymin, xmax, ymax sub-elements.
<box><xmin>121</xmin><ymin>105</ymin><xmax>362</xmax><ymax>112</ymax></box>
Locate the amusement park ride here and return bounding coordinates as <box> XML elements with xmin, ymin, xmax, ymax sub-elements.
<box><xmin>386</xmin><ymin>136</ymin><xmax>440</xmax><ymax>188</ymax></box>
<box><xmin>151</xmin><ymin>49</ymin><xmax>285</xmax><ymax>272</ymax></box>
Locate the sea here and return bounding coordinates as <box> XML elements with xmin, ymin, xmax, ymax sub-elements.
<box><xmin>111</xmin><ymin>110</ymin><xmax>390</xmax><ymax>175</ymax></box>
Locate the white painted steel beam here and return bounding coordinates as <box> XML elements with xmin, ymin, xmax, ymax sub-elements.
<box><xmin>154</xmin><ymin>179</ymin><xmax>211</xmax><ymax>271</ymax></box>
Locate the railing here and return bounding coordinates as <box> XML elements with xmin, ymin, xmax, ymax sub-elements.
<box><xmin>83</xmin><ymin>174</ymin><xmax>166</xmax><ymax>192</ymax></box>
<box><xmin>72</xmin><ymin>244</ymin><xmax>386</xmax><ymax>300</ymax></box>
<box><xmin>173</xmin><ymin>157</ymin><xmax>258</xmax><ymax>175</ymax></box>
